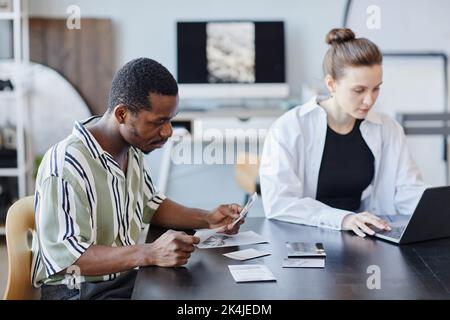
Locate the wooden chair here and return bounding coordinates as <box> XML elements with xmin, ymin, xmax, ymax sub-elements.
<box><xmin>235</xmin><ymin>153</ymin><xmax>261</xmax><ymax>203</ymax></box>
<box><xmin>3</xmin><ymin>196</ymin><xmax>40</xmax><ymax>300</ymax></box>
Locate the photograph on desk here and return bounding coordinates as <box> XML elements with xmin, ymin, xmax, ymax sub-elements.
<box><xmin>223</xmin><ymin>248</ymin><xmax>271</xmax><ymax>261</ymax></box>
<box><xmin>196</xmin><ymin>230</ymin><xmax>268</xmax><ymax>249</ymax></box>
<box><xmin>2</xmin><ymin>0</ymin><xmax>450</xmax><ymax>312</ymax></box>
<box><xmin>283</xmin><ymin>242</ymin><xmax>326</xmax><ymax>268</ymax></box>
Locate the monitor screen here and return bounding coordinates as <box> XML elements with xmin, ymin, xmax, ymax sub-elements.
<box><xmin>177</xmin><ymin>21</ymin><xmax>288</xmax><ymax>99</ymax></box>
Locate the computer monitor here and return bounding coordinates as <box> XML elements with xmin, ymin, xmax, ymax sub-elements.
<box><xmin>177</xmin><ymin>20</ymin><xmax>289</xmax><ymax>99</ymax></box>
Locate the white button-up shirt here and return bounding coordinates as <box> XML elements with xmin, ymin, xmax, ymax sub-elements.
<box><xmin>260</xmin><ymin>96</ymin><xmax>428</xmax><ymax>230</ymax></box>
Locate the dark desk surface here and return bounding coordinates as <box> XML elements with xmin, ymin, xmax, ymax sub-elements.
<box><xmin>132</xmin><ymin>218</ymin><xmax>450</xmax><ymax>299</ymax></box>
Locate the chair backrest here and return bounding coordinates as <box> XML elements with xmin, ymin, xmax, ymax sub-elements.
<box><xmin>3</xmin><ymin>196</ymin><xmax>40</xmax><ymax>300</ymax></box>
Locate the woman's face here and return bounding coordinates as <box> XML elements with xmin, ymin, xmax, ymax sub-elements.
<box><xmin>327</xmin><ymin>64</ymin><xmax>383</xmax><ymax>119</ymax></box>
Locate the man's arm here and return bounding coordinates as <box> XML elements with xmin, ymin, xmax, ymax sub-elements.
<box><xmin>150</xmin><ymin>198</ymin><xmax>243</xmax><ymax>231</ymax></box>
<box><xmin>150</xmin><ymin>198</ymin><xmax>210</xmax><ymax>229</ymax></box>
<box><xmin>72</xmin><ymin>244</ymin><xmax>144</xmax><ymax>276</ymax></box>
<box><xmin>72</xmin><ymin>199</ymin><xmax>242</xmax><ymax>276</ymax></box>
<box><xmin>72</xmin><ymin>230</ymin><xmax>198</xmax><ymax>276</ymax></box>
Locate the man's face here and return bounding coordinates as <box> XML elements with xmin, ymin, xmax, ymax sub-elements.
<box><xmin>119</xmin><ymin>93</ymin><xmax>179</xmax><ymax>154</ymax></box>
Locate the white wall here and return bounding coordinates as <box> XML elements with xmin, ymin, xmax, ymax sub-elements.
<box><xmin>4</xmin><ymin>0</ymin><xmax>450</xmax><ymax>100</ymax></box>
<box><xmin>347</xmin><ymin>0</ymin><xmax>450</xmax><ymax>53</ymax></box>
<box><xmin>26</xmin><ymin>0</ymin><xmax>348</xmax><ymax>100</ymax></box>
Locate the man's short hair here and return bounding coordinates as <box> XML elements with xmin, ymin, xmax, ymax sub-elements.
<box><xmin>107</xmin><ymin>58</ymin><xmax>178</xmax><ymax>113</ymax></box>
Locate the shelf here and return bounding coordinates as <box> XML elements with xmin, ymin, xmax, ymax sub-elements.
<box><xmin>0</xmin><ymin>12</ymin><xmax>16</xmax><ymax>20</ymax></box>
<box><xmin>0</xmin><ymin>168</ymin><xmax>19</xmax><ymax>177</ymax></box>
<box><xmin>1</xmin><ymin>0</ymin><xmax>31</xmax><ymax>203</ymax></box>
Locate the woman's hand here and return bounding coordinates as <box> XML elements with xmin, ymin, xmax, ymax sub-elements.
<box><xmin>342</xmin><ymin>211</ymin><xmax>391</xmax><ymax>237</ymax></box>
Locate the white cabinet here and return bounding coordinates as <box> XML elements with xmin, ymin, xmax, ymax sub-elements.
<box><xmin>176</xmin><ymin>108</ymin><xmax>283</xmax><ymax>143</ymax></box>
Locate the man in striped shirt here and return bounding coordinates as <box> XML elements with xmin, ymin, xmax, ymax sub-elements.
<box><xmin>32</xmin><ymin>58</ymin><xmax>244</xmax><ymax>300</ymax></box>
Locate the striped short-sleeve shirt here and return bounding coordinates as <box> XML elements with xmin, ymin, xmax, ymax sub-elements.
<box><xmin>31</xmin><ymin>116</ymin><xmax>166</xmax><ymax>287</ymax></box>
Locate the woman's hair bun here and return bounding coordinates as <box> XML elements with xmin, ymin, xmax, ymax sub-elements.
<box><xmin>326</xmin><ymin>28</ymin><xmax>356</xmax><ymax>45</ymax></box>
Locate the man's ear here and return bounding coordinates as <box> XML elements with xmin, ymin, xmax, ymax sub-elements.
<box><xmin>324</xmin><ymin>74</ymin><xmax>336</xmax><ymax>95</ymax></box>
<box><xmin>113</xmin><ymin>104</ymin><xmax>128</xmax><ymax>124</ymax></box>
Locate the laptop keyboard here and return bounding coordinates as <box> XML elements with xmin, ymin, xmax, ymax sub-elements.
<box><xmin>376</xmin><ymin>226</ymin><xmax>405</xmax><ymax>239</ymax></box>
<box><xmin>374</xmin><ymin>215</ymin><xmax>409</xmax><ymax>239</ymax></box>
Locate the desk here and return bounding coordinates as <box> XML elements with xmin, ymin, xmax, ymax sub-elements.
<box><xmin>132</xmin><ymin>218</ymin><xmax>450</xmax><ymax>299</ymax></box>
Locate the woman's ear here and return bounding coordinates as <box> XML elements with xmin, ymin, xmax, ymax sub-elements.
<box><xmin>324</xmin><ymin>74</ymin><xmax>336</xmax><ymax>96</ymax></box>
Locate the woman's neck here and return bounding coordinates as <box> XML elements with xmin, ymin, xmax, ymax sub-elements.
<box><xmin>319</xmin><ymin>96</ymin><xmax>356</xmax><ymax>134</ymax></box>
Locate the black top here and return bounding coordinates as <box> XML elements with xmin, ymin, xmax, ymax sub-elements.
<box><xmin>316</xmin><ymin>119</ymin><xmax>374</xmax><ymax>211</ymax></box>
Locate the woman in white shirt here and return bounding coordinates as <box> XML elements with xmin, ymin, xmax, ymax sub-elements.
<box><xmin>260</xmin><ymin>28</ymin><xmax>427</xmax><ymax>237</ymax></box>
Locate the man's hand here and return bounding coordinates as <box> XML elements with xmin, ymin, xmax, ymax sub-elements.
<box><xmin>342</xmin><ymin>211</ymin><xmax>391</xmax><ymax>237</ymax></box>
<box><xmin>206</xmin><ymin>204</ymin><xmax>244</xmax><ymax>235</ymax></box>
<box><xmin>144</xmin><ymin>230</ymin><xmax>200</xmax><ymax>267</ymax></box>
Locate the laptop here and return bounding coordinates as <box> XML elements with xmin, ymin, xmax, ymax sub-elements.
<box><xmin>372</xmin><ymin>186</ymin><xmax>450</xmax><ymax>244</ymax></box>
